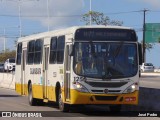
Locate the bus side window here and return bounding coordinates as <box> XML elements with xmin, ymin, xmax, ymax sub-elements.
<box><xmin>57</xmin><ymin>36</ymin><xmax>65</xmax><ymax>64</ymax></box>
<box><xmin>16</xmin><ymin>43</ymin><xmax>22</xmax><ymax>65</ymax></box>
<box><xmin>50</xmin><ymin>37</ymin><xmax>57</xmax><ymax>64</ymax></box>
<box><xmin>34</xmin><ymin>39</ymin><xmax>43</xmax><ymax>64</ymax></box>
<box><xmin>27</xmin><ymin>40</ymin><xmax>35</xmax><ymax>64</ymax></box>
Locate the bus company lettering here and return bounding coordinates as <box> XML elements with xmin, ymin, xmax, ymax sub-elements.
<box><xmin>30</xmin><ymin>68</ymin><xmax>41</xmax><ymax>74</ymax></box>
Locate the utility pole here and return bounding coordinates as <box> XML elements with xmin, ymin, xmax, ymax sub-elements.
<box><xmin>142</xmin><ymin>9</ymin><xmax>149</xmax><ymax>63</ymax></box>
<box><xmin>89</xmin><ymin>0</ymin><xmax>92</xmax><ymax>25</ymax></box>
<box><xmin>18</xmin><ymin>0</ymin><xmax>22</xmax><ymax>37</ymax></box>
<box><xmin>3</xmin><ymin>28</ymin><xmax>6</xmax><ymax>53</ymax></box>
<box><xmin>47</xmin><ymin>0</ymin><xmax>50</xmax><ymax>31</ymax></box>
<box><xmin>2</xmin><ymin>0</ymin><xmax>39</xmax><ymax>37</ymax></box>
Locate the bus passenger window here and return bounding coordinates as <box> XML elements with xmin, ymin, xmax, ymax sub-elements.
<box><xmin>50</xmin><ymin>37</ymin><xmax>57</xmax><ymax>64</ymax></box>
<box><xmin>16</xmin><ymin>43</ymin><xmax>22</xmax><ymax>65</ymax></box>
<box><xmin>49</xmin><ymin>36</ymin><xmax>65</xmax><ymax>64</ymax></box>
<box><xmin>57</xmin><ymin>36</ymin><xmax>65</xmax><ymax>64</ymax></box>
<box><xmin>34</xmin><ymin>39</ymin><xmax>43</xmax><ymax>64</ymax></box>
<box><xmin>27</xmin><ymin>40</ymin><xmax>35</xmax><ymax>64</ymax></box>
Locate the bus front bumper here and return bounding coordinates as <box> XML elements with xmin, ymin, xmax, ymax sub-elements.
<box><xmin>69</xmin><ymin>89</ymin><xmax>139</xmax><ymax>105</ymax></box>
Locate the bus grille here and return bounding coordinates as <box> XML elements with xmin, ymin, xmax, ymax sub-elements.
<box><xmin>91</xmin><ymin>90</ymin><xmax>121</xmax><ymax>94</ymax></box>
<box><xmin>95</xmin><ymin>96</ymin><xmax>118</xmax><ymax>101</ymax></box>
<box><xmin>86</xmin><ymin>81</ymin><xmax>128</xmax><ymax>88</ymax></box>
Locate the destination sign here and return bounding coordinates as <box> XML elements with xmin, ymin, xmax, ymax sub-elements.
<box><xmin>75</xmin><ymin>28</ymin><xmax>137</xmax><ymax>41</ymax></box>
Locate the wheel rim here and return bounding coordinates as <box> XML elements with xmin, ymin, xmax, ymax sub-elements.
<box><xmin>59</xmin><ymin>91</ymin><xmax>63</xmax><ymax>110</ymax></box>
<box><xmin>29</xmin><ymin>86</ymin><xmax>32</xmax><ymax>103</ymax></box>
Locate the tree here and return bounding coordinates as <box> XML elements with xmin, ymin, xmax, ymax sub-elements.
<box><xmin>158</xmin><ymin>37</ymin><xmax>160</xmax><ymax>43</ymax></box>
<box><xmin>82</xmin><ymin>11</ymin><xmax>123</xmax><ymax>26</ymax></box>
<box><xmin>0</xmin><ymin>50</ymin><xmax>16</xmax><ymax>63</ymax></box>
<box><xmin>141</xmin><ymin>40</ymin><xmax>154</xmax><ymax>52</ymax></box>
<box><xmin>14</xmin><ymin>40</ymin><xmax>17</xmax><ymax>48</ymax></box>
<box><xmin>145</xmin><ymin>43</ymin><xmax>154</xmax><ymax>52</ymax></box>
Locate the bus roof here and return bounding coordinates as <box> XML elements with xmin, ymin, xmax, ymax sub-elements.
<box><xmin>17</xmin><ymin>25</ymin><xmax>135</xmax><ymax>43</ymax></box>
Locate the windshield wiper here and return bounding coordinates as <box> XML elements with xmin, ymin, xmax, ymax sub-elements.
<box><xmin>102</xmin><ymin>71</ymin><xmax>112</xmax><ymax>79</ymax></box>
<box><xmin>113</xmin><ymin>42</ymin><xmax>124</xmax><ymax>59</ymax></box>
<box><xmin>102</xmin><ymin>65</ymin><xmax>125</xmax><ymax>79</ymax></box>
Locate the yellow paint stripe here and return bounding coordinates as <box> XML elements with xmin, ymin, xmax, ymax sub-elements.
<box><xmin>16</xmin><ymin>83</ymin><xmax>139</xmax><ymax>105</ymax></box>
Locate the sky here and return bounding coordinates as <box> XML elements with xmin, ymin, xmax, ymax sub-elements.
<box><xmin>0</xmin><ymin>0</ymin><xmax>160</xmax><ymax>67</ymax></box>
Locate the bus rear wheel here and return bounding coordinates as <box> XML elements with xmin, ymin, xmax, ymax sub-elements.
<box><xmin>58</xmin><ymin>89</ymin><xmax>70</xmax><ymax>112</ymax></box>
<box><xmin>28</xmin><ymin>84</ymin><xmax>37</xmax><ymax>106</ymax></box>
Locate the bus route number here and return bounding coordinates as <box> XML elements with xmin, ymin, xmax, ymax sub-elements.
<box><xmin>74</xmin><ymin>76</ymin><xmax>86</xmax><ymax>82</ymax></box>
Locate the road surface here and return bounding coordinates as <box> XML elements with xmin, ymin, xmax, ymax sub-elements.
<box><xmin>140</xmin><ymin>73</ymin><xmax>160</xmax><ymax>88</ymax></box>
<box><xmin>0</xmin><ymin>73</ymin><xmax>160</xmax><ymax>119</ymax></box>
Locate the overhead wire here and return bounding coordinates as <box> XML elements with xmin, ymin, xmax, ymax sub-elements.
<box><xmin>0</xmin><ymin>9</ymin><xmax>159</xmax><ymax>39</ymax></box>
<box><xmin>0</xmin><ymin>10</ymin><xmax>151</xmax><ymax>18</ymax></box>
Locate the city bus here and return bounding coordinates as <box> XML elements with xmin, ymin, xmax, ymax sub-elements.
<box><xmin>15</xmin><ymin>26</ymin><xmax>142</xmax><ymax>112</ymax></box>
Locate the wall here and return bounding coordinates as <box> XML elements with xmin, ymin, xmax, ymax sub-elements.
<box><xmin>0</xmin><ymin>72</ymin><xmax>15</xmax><ymax>90</ymax></box>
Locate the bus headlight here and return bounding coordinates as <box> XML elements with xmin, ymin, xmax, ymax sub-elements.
<box><xmin>123</xmin><ymin>83</ymin><xmax>138</xmax><ymax>93</ymax></box>
<box><xmin>73</xmin><ymin>82</ymin><xmax>89</xmax><ymax>93</ymax></box>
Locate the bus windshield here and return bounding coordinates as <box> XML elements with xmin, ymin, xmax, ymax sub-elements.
<box><xmin>73</xmin><ymin>42</ymin><xmax>138</xmax><ymax>79</ymax></box>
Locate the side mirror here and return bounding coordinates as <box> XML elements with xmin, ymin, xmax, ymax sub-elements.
<box><xmin>138</xmin><ymin>43</ymin><xmax>142</xmax><ymax>65</ymax></box>
<box><xmin>69</xmin><ymin>44</ymin><xmax>74</xmax><ymax>56</ymax></box>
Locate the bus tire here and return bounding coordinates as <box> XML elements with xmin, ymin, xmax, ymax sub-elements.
<box><xmin>109</xmin><ymin>105</ymin><xmax>121</xmax><ymax>112</ymax></box>
<box><xmin>58</xmin><ymin>89</ymin><xmax>70</xmax><ymax>112</ymax></box>
<box><xmin>36</xmin><ymin>99</ymin><xmax>45</xmax><ymax>106</ymax></box>
<box><xmin>28</xmin><ymin>84</ymin><xmax>37</xmax><ymax>106</ymax></box>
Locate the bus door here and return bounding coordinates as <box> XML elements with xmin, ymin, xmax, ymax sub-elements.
<box><xmin>64</xmin><ymin>44</ymin><xmax>71</xmax><ymax>101</ymax></box>
<box><xmin>21</xmin><ymin>49</ymin><xmax>27</xmax><ymax>95</ymax></box>
<box><xmin>43</xmin><ymin>46</ymin><xmax>49</xmax><ymax>99</ymax></box>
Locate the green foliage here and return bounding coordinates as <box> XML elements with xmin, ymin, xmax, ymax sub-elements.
<box><xmin>0</xmin><ymin>50</ymin><xmax>16</xmax><ymax>63</ymax></box>
<box><xmin>82</xmin><ymin>11</ymin><xmax>123</xmax><ymax>26</ymax></box>
<box><xmin>145</xmin><ymin>43</ymin><xmax>154</xmax><ymax>52</ymax></box>
<box><xmin>141</xmin><ymin>40</ymin><xmax>154</xmax><ymax>52</ymax></box>
<box><xmin>158</xmin><ymin>37</ymin><xmax>160</xmax><ymax>43</ymax></box>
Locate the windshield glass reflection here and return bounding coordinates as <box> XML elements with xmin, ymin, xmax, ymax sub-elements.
<box><xmin>73</xmin><ymin>42</ymin><xmax>138</xmax><ymax>79</ymax></box>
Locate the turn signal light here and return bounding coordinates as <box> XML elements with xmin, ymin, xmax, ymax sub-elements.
<box><xmin>125</xmin><ymin>97</ymin><xmax>136</xmax><ymax>102</ymax></box>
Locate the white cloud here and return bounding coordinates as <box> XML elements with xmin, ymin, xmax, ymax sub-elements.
<box><xmin>0</xmin><ymin>0</ymin><xmax>85</xmax><ymax>29</ymax></box>
<box><xmin>128</xmin><ymin>0</ymin><xmax>160</xmax><ymax>8</ymax></box>
<box><xmin>141</xmin><ymin>0</ymin><xmax>160</xmax><ymax>7</ymax></box>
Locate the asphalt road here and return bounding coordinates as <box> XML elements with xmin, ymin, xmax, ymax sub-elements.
<box><xmin>0</xmin><ymin>73</ymin><xmax>160</xmax><ymax>120</ymax></box>
<box><xmin>140</xmin><ymin>73</ymin><xmax>160</xmax><ymax>89</ymax></box>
